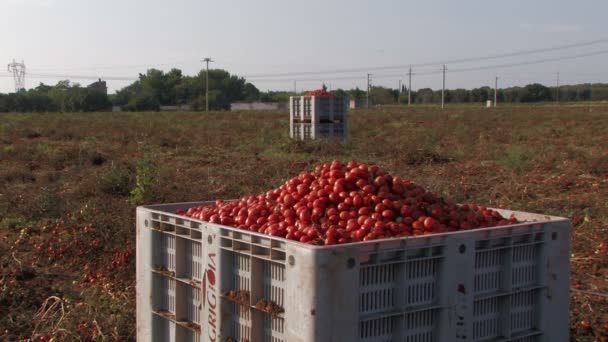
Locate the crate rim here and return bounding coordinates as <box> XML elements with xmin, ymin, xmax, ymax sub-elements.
<box><xmin>139</xmin><ymin>201</ymin><xmax>570</xmax><ymax>251</ymax></box>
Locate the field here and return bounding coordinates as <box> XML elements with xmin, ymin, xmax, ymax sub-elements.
<box><xmin>1</xmin><ymin>105</ymin><xmax>607</xmax><ymax>341</ymax></box>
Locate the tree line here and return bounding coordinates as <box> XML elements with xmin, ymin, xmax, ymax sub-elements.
<box><xmin>362</xmin><ymin>83</ymin><xmax>608</xmax><ymax>105</ymax></box>
<box><xmin>0</xmin><ymin>68</ymin><xmax>260</xmax><ymax>112</ymax></box>
<box><xmin>0</xmin><ymin>81</ymin><xmax>111</xmax><ymax>113</ymax></box>
<box><xmin>1</xmin><ymin>68</ymin><xmax>607</xmax><ymax>112</ymax></box>
<box><xmin>111</xmin><ymin>68</ymin><xmax>260</xmax><ymax>111</ymax></box>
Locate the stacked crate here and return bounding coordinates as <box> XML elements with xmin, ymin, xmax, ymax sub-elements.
<box><xmin>289</xmin><ymin>95</ymin><xmax>348</xmax><ymax>141</ymax></box>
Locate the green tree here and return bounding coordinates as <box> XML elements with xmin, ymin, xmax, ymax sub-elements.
<box><xmin>125</xmin><ymin>91</ymin><xmax>160</xmax><ymax>111</ymax></box>
<box><xmin>349</xmin><ymin>87</ymin><xmax>366</xmax><ymax>100</ymax></box>
<box><xmin>369</xmin><ymin>86</ymin><xmax>397</xmax><ymax>104</ymax></box>
<box><xmin>416</xmin><ymin>88</ymin><xmax>434</xmax><ymax>103</ymax></box>
<box><xmin>520</xmin><ymin>83</ymin><xmax>551</xmax><ymax>102</ymax></box>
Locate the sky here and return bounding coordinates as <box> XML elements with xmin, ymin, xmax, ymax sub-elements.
<box><xmin>1</xmin><ymin>0</ymin><xmax>607</xmax><ymax>93</ymax></box>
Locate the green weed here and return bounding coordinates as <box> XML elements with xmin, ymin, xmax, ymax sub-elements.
<box><xmin>496</xmin><ymin>144</ymin><xmax>533</xmax><ymax>172</ymax></box>
<box><xmin>98</xmin><ymin>163</ymin><xmax>134</xmax><ymax>196</ymax></box>
<box><xmin>130</xmin><ymin>156</ymin><xmax>157</xmax><ymax>205</ymax></box>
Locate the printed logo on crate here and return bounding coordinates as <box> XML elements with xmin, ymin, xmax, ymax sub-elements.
<box><xmin>202</xmin><ymin>252</ymin><xmax>218</xmax><ymax>341</ymax></box>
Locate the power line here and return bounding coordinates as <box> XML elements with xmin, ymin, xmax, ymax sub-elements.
<box><xmin>6</xmin><ymin>46</ymin><xmax>608</xmax><ymax>85</ymax></box>
<box><xmin>243</xmin><ymin>38</ymin><xmax>608</xmax><ymax>78</ymax></box>
<box><xmin>29</xmin><ymin>60</ymin><xmax>200</xmax><ymax>72</ymax></box>
<box><xmin>447</xmin><ymin>49</ymin><xmax>608</xmax><ymax>74</ymax></box>
<box><xmin>247</xmin><ymin>49</ymin><xmax>608</xmax><ymax>83</ymax></box>
<box><xmin>2</xmin><ymin>47</ymin><xmax>608</xmax><ymax>92</ymax></box>
<box><xmin>0</xmin><ymin>72</ymin><xmax>136</xmax><ymax>81</ymax></box>
<box><xmin>20</xmin><ymin>38</ymin><xmax>608</xmax><ymax>77</ymax></box>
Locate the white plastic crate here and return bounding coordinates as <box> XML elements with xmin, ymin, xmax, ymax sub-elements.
<box><xmin>289</xmin><ymin>96</ymin><xmax>348</xmax><ymax>124</ymax></box>
<box><xmin>137</xmin><ymin>203</ymin><xmax>570</xmax><ymax>342</ymax></box>
<box><xmin>289</xmin><ymin>122</ymin><xmax>347</xmax><ymax>141</ymax></box>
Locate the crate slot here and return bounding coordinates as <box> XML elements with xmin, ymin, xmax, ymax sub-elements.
<box><xmin>160</xmin><ymin>222</ymin><xmax>175</xmax><ymax>232</ymax></box>
<box><xmin>176</xmin><ymin>324</ymin><xmax>199</xmax><ymax>341</ymax></box>
<box><xmin>359</xmin><ymin>316</ymin><xmax>393</xmax><ymax>341</ymax></box>
<box><xmin>359</xmin><ymin>309</ymin><xmax>437</xmax><ymax>342</ymax></box>
<box><xmin>510</xmin><ymin>290</ymin><xmax>537</xmax><ymax>334</ymax></box>
<box><xmin>511</xmin><ymin>245</ymin><xmax>539</xmax><ymax>288</ymax></box>
<box><xmin>189</xmin><ymin>229</ymin><xmax>201</xmax><ymax>239</ymax></box>
<box><xmin>229</xmin><ymin>302</ymin><xmax>252</xmax><ymax>342</ymax></box>
<box><xmin>234</xmin><ymin>254</ymin><xmax>252</xmax><ymax>295</ymax></box>
<box><xmin>474</xmin><ymin>249</ymin><xmax>503</xmax><ymax>295</ymax></box>
<box><xmin>359</xmin><ymin>264</ymin><xmax>396</xmax><ymax>315</ymax></box>
<box><xmin>252</xmin><ymin>244</ymin><xmax>271</xmax><ymax>257</ymax></box>
<box><xmin>153</xmin><ymin>273</ymin><xmax>176</xmax><ymax>315</ymax></box>
<box><xmin>473</xmin><ymin>296</ymin><xmax>502</xmax><ymax>340</ymax></box>
<box><xmin>182</xmin><ymin>284</ymin><xmax>201</xmax><ymax>326</ymax></box>
<box><xmin>403</xmin><ymin>258</ymin><xmax>438</xmax><ymax>307</ymax></box>
<box><xmin>153</xmin><ymin>231</ymin><xmax>176</xmax><ymax>272</ymax></box>
<box><xmin>376</xmin><ymin>250</ymin><xmax>403</xmax><ymax>264</ymax></box>
<box><xmin>232</xmin><ymin>240</ymin><xmax>251</xmax><ymax>252</ymax></box>
<box><xmin>263</xmin><ymin>315</ymin><xmax>285</xmax><ymax>342</ymax></box>
<box><xmin>400</xmin><ymin>309</ymin><xmax>436</xmax><ymax>341</ymax></box>
<box><xmin>263</xmin><ymin>262</ymin><xmax>285</xmax><ymax>308</ymax></box>
<box><xmin>182</xmin><ymin>240</ymin><xmax>202</xmax><ymax>281</ymax></box>
<box><xmin>513</xmin><ymin>234</ymin><xmax>533</xmax><ymax>245</ymax></box>
<box><xmin>152</xmin><ymin>314</ymin><xmax>175</xmax><ymax>342</ymax></box>
<box><xmin>221</xmin><ymin>237</ymin><xmax>233</xmax><ymax>248</ymax></box>
<box><xmin>270</xmin><ymin>249</ymin><xmax>286</xmax><ymax>261</ymax></box>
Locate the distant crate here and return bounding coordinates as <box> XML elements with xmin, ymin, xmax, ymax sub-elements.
<box><xmin>289</xmin><ymin>122</ymin><xmax>347</xmax><ymax>141</ymax></box>
<box><xmin>137</xmin><ymin>203</ymin><xmax>570</xmax><ymax>342</ymax></box>
<box><xmin>289</xmin><ymin>96</ymin><xmax>348</xmax><ymax>124</ymax></box>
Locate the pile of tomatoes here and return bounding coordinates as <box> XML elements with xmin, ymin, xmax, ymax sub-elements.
<box><xmin>178</xmin><ymin>160</ymin><xmax>517</xmax><ymax>245</ymax></box>
<box><xmin>304</xmin><ymin>89</ymin><xmax>335</xmax><ymax>97</ymax></box>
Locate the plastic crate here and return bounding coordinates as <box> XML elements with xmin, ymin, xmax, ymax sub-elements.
<box><xmin>289</xmin><ymin>96</ymin><xmax>348</xmax><ymax>124</ymax></box>
<box><xmin>289</xmin><ymin>122</ymin><xmax>347</xmax><ymax>141</ymax></box>
<box><xmin>137</xmin><ymin>203</ymin><xmax>570</xmax><ymax>342</ymax></box>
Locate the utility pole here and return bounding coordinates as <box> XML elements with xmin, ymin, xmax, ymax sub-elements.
<box><xmin>7</xmin><ymin>59</ymin><xmax>26</xmax><ymax>92</ymax></box>
<box><xmin>494</xmin><ymin>76</ymin><xmax>498</xmax><ymax>108</ymax></box>
<box><xmin>202</xmin><ymin>57</ymin><xmax>213</xmax><ymax>111</ymax></box>
<box><xmin>441</xmin><ymin>64</ymin><xmax>446</xmax><ymax>109</ymax></box>
<box><xmin>398</xmin><ymin>79</ymin><xmax>402</xmax><ymax>104</ymax></box>
<box><xmin>556</xmin><ymin>72</ymin><xmax>560</xmax><ymax>104</ymax></box>
<box><xmin>293</xmin><ymin>80</ymin><xmax>297</xmax><ymax>94</ymax></box>
<box><xmin>407</xmin><ymin>67</ymin><xmax>412</xmax><ymax>106</ymax></box>
<box><xmin>366</xmin><ymin>73</ymin><xmax>372</xmax><ymax>108</ymax></box>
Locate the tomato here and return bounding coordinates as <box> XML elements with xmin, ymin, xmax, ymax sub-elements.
<box><xmin>353</xmin><ymin>195</ymin><xmax>363</xmax><ymax>208</ymax></box>
<box><xmin>382</xmin><ymin>210</ymin><xmax>395</xmax><ymax>219</ymax></box>
<box><xmin>423</xmin><ymin>217</ymin><xmax>435</xmax><ymax>230</ymax></box>
<box><xmin>328</xmin><ymin>192</ymin><xmax>340</xmax><ymax>204</ymax></box>
<box><xmin>179</xmin><ymin>160</ymin><xmax>514</xmax><ymax>245</ymax></box>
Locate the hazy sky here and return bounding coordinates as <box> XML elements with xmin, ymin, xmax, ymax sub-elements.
<box><xmin>1</xmin><ymin>0</ymin><xmax>607</xmax><ymax>93</ymax></box>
